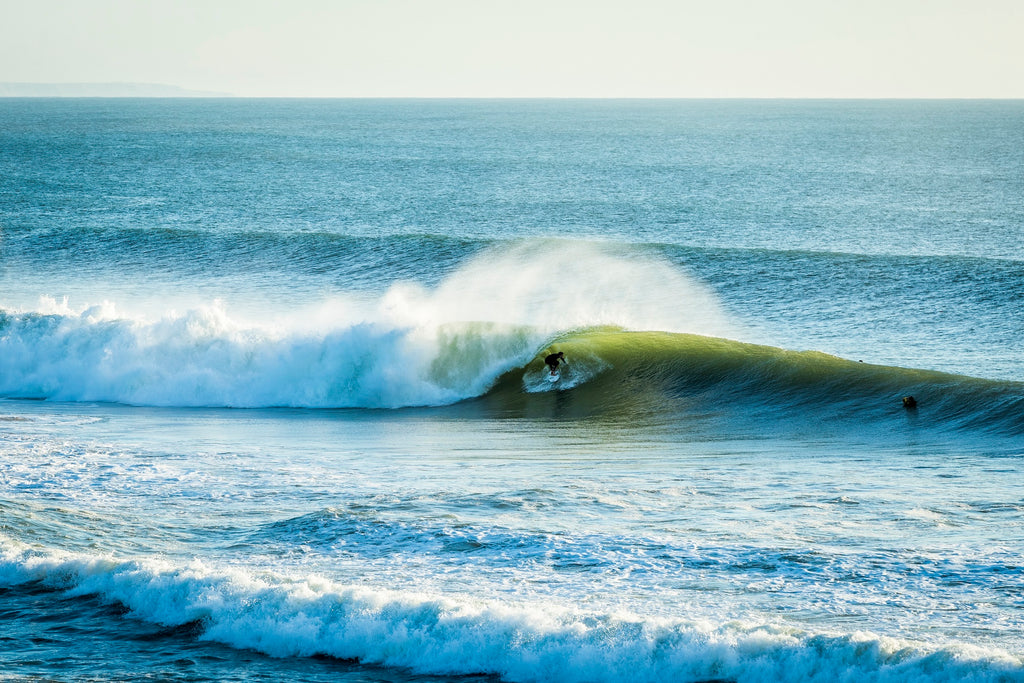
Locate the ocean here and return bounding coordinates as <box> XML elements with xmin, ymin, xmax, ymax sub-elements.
<box><xmin>0</xmin><ymin>98</ymin><xmax>1022</xmax><ymax>682</ymax></box>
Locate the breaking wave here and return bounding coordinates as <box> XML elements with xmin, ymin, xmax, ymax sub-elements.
<box><xmin>0</xmin><ymin>242</ymin><xmax>729</xmax><ymax>409</ymax></box>
<box><xmin>1</xmin><ymin>242</ymin><xmax>1020</xmax><ymax>435</ymax></box>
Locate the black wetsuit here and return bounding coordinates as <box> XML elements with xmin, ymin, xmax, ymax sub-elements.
<box><xmin>544</xmin><ymin>353</ymin><xmax>563</xmax><ymax>371</ymax></box>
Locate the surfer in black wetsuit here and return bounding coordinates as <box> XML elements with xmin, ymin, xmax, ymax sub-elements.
<box><xmin>545</xmin><ymin>351</ymin><xmax>566</xmax><ymax>376</ymax></box>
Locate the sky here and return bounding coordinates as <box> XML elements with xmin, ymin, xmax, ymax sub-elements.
<box><xmin>2</xmin><ymin>0</ymin><xmax>1022</xmax><ymax>98</ymax></box>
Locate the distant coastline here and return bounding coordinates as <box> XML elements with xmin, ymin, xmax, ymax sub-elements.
<box><xmin>0</xmin><ymin>82</ymin><xmax>232</xmax><ymax>97</ymax></box>
<box><xmin>2</xmin><ymin>85</ymin><xmax>1019</xmax><ymax>100</ymax></box>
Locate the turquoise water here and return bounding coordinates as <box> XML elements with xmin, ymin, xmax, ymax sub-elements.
<box><xmin>1</xmin><ymin>99</ymin><xmax>1022</xmax><ymax>682</ymax></box>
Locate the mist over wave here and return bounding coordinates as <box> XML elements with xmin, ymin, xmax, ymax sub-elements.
<box><xmin>0</xmin><ymin>243</ymin><xmax>732</xmax><ymax>408</ymax></box>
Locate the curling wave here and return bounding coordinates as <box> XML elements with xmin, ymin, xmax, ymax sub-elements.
<box><xmin>2</xmin><ymin>301</ymin><xmax>1021</xmax><ymax>436</ymax></box>
<box><xmin>1</xmin><ymin>241</ymin><xmax>1020</xmax><ymax>434</ymax></box>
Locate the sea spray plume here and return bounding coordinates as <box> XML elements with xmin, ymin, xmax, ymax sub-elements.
<box><xmin>1</xmin><ymin>541</ymin><xmax>1021</xmax><ymax>683</ymax></box>
<box><xmin>388</xmin><ymin>240</ymin><xmax>736</xmax><ymax>337</ymax></box>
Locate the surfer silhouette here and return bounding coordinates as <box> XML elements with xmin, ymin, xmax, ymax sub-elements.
<box><xmin>545</xmin><ymin>352</ymin><xmax>567</xmax><ymax>376</ymax></box>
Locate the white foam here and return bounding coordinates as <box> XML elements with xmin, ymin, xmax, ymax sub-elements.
<box><xmin>1</xmin><ymin>540</ymin><xmax>1019</xmax><ymax>683</ymax></box>
<box><xmin>0</xmin><ymin>243</ymin><xmax>733</xmax><ymax>408</ymax></box>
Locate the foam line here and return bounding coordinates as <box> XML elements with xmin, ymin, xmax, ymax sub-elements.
<box><xmin>1</xmin><ymin>541</ymin><xmax>1020</xmax><ymax>683</ymax></box>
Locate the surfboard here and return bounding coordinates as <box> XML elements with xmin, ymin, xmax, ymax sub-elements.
<box><xmin>547</xmin><ymin>371</ymin><xmax>560</xmax><ymax>383</ymax></box>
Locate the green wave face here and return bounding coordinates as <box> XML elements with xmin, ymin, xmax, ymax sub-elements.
<box><xmin>477</xmin><ymin>328</ymin><xmax>1024</xmax><ymax>437</ymax></box>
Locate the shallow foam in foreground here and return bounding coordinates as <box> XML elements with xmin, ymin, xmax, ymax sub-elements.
<box><xmin>1</xmin><ymin>539</ymin><xmax>1021</xmax><ymax>683</ymax></box>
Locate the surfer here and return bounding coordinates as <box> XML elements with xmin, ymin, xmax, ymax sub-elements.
<box><xmin>545</xmin><ymin>351</ymin><xmax>567</xmax><ymax>376</ymax></box>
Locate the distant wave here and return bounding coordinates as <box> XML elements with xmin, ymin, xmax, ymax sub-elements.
<box><xmin>1</xmin><ymin>225</ymin><xmax>488</xmax><ymax>285</ymax></box>
<box><xmin>1</xmin><ymin>539</ymin><xmax>1020</xmax><ymax>683</ymax></box>
<box><xmin>8</xmin><ymin>228</ymin><xmax>1024</xmax><ymax>285</ymax></box>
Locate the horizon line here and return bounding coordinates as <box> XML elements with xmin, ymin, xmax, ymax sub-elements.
<box><xmin>2</xmin><ymin>83</ymin><xmax>1023</xmax><ymax>101</ymax></box>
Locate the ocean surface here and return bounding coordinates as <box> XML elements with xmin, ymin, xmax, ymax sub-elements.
<box><xmin>1</xmin><ymin>98</ymin><xmax>1022</xmax><ymax>682</ymax></box>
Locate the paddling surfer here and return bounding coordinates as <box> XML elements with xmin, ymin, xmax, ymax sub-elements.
<box><xmin>545</xmin><ymin>351</ymin><xmax>567</xmax><ymax>376</ymax></box>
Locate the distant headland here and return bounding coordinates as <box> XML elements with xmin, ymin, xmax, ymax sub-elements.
<box><xmin>0</xmin><ymin>83</ymin><xmax>232</xmax><ymax>97</ymax></box>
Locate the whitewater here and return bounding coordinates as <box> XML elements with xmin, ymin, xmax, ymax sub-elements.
<box><xmin>0</xmin><ymin>243</ymin><xmax>733</xmax><ymax>409</ymax></box>
<box><xmin>1</xmin><ymin>99</ymin><xmax>1023</xmax><ymax>682</ymax></box>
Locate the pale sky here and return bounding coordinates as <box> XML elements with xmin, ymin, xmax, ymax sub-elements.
<box><xmin>2</xmin><ymin>0</ymin><xmax>1022</xmax><ymax>97</ymax></box>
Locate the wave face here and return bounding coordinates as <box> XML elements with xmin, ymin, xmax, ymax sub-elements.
<box><xmin>496</xmin><ymin>328</ymin><xmax>1024</xmax><ymax>437</ymax></box>
<box><xmin>2</xmin><ymin>541</ymin><xmax>1021</xmax><ymax>683</ymax></box>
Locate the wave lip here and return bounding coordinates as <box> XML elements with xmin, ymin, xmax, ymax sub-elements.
<box><xmin>2</xmin><ymin>542</ymin><xmax>1021</xmax><ymax>683</ymax></box>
